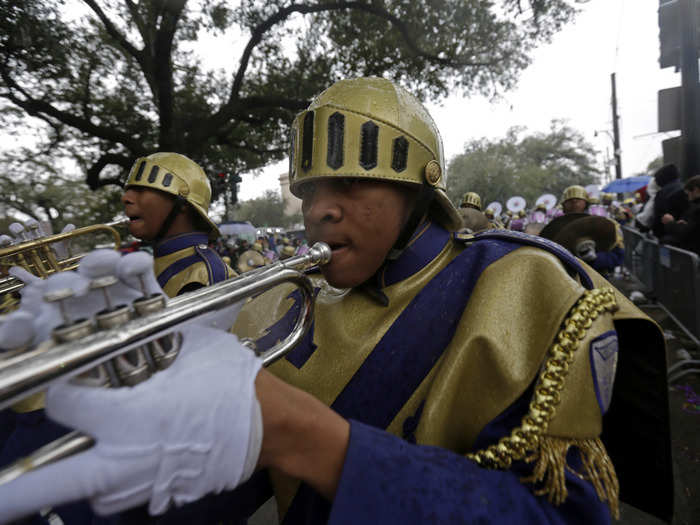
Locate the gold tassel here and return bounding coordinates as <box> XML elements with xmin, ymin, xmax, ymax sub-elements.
<box><xmin>521</xmin><ymin>436</ymin><xmax>620</xmax><ymax>520</ymax></box>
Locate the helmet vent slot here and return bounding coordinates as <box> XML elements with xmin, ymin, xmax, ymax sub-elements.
<box><xmin>391</xmin><ymin>136</ymin><xmax>408</xmax><ymax>173</ymax></box>
<box><xmin>289</xmin><ymin>130</ymin><xmax>296</xmax><ymax>179</ymax></box>
<box><xmin>148</xmin><ymin>165</ymin><xmax>159</xmax><ymax>183</ymax></box>
<box><xmin>134</xmin><ymin>161</ymin><xmax>146</xmax><ymax>181</ymax></box>
<box><xmin>359</xmin><ymin>120</ymin><xmax>379</xmax><ymax>170</ymax></box>
<box><xmin>326</xmin><ymin>112</ymin><xmax>345</xmax><ymax>170</ymax></box>
<box><xmin>162</xmin><ymin>173</ymin><xmax>173</xmax><ymax>187</ymax></box>
<box><xmin>301</xmin><ymin>111</ymin><xmax>315</xmax><ymax>171</ymax></box>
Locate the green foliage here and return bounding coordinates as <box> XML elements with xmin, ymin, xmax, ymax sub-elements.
<box><xmin>0</xmin><ymin>152</ymin><xmax>123</xmax><ymax>233</ymax></box>
<box><xmin>0</xmin><ymin>0</ymin><xmax>580</xmax><ymax>208</ymax></box>
<box><xmin>446</xmin><ymin>121</ymin><xmax>601</xmax><ymax>207</ymax></box>
<box><xmin>234</xmin><ymin>189</ymin><xmax>298</xmax><ymax>227</ymax></box>
<box><xmin>646</xmin><ymin>156</ymin><xmax>664</xmax><ymax>174</ymax></box>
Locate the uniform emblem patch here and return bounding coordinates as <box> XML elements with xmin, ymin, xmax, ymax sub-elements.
<box><xmin>590</xmin><ymin>331</ymin><xmax>618</xmax><ymax>414</ymax></box>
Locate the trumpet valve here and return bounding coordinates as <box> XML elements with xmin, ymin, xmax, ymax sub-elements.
<box><xmin>95</xmin><ymin>304</ymin><xmax>151</xmax><ymax>387</ymax></box>
<box><xmin>132</xmin><ymin>294</ymin><xmax>180</xmax><ymax>371</ymax></box>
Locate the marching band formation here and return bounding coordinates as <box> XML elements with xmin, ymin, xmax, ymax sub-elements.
<box><xmin>0</xmin><ymin>77</ymin><xmax>670</xmax><ymax>525</ymax></box>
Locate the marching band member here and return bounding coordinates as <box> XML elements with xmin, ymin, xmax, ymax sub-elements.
<box><xmin>560</xmin><ymin>185</ymin><xmax>624</xmax><ymax>274</ymax></box>
<box><xmin>122</xmin><ymin>152</ymin><xmax>234</xmax><ymax>297</ymax></box>
<box><xmin>0</xmin><ymin>152</ymin><xmax>233</xmax><ymax>525</ymax></box>
<box><xmin>460</xmin><ymin>191</ymin><xmax>482</xmax><ymax>210</ymax></box>
<box><xmin>0</xmin><ymin>78</ymin><xmax>668</xmax><ymax>525</ymax></box>
<box><xmin>560</xmin><ymin>185</ymin><xmax>589</xmax><ymax>215</ymax></box>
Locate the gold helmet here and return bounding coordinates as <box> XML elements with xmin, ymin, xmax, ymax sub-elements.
<box><xmin>588</xmin><ymin>196</ymin><xmax>600</xmax><ymax>205</ymax></box>
<box><xmin>124</xmin><ymin>152</ymin><xmax>220</xmax><ymax>238</ymax></box>
<box><xmin>460</xmin><ymin>192</ymin><xmax>482</xmax><ymax>211</ymax></box>
<box><xmin>280</xmin><ymin>245</ymin><xmax>296</xmax><ymax>259</ymax></box>
<box><xmin>561</xmin><ymin>185</ymin><xmax>589</xmax><ymax>203</ymax></box>
<box><xmin>484</xmin><ymin>208</ymin><xmax>494</xmax><ymax>219</ymax></box>
<box><xmin>288</xmin><ymin>77</ymin><xmax>462</xmax><ymax>231</ymax></box>
<box><xmin>623</xmin><ymin>197</ymin><xmax>635</xmax><ymax>205</ymax></box>
<box><xmin>601</xmin><ymin>192</ymin><xmax>614</xmax><ymax>204</ymax></box>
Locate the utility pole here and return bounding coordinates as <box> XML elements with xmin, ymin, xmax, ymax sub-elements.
<box><xmin>680</xmin><ymin>0</ymin><xmax>700</xmax><ymax>180</ymax></box>
<box><xmin>610</xmin><ymin>73</ymin><xmax>623</xmax><ymax>180</ymax></box>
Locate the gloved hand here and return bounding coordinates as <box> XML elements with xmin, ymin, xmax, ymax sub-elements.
<box><xmin>0</xmin><ymin>248</ymin><xmax>261</xmax><ymax>522</ymax></box>
<box><xmin>576</xmin><ymin>239</ymin><xmax>597</xmax><ymax>263</ymax></box>
<box><xmin>0</xmin><ymin>324</ymin><xmax>263</xmax><ymax>522</ymax></box>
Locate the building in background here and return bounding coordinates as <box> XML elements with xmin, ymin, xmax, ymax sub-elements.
<box><xmin>279</xmin><ymin>172</ymin><xmax>302</xmax><ymax>216</ymax></box>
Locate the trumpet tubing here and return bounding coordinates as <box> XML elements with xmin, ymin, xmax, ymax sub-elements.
<box><xmin>0</xmin><ymin>241</ymin><xmax>331</xmax><ymax>486</ymax></box>
<box><xmin>0</xmin><ymin>218</ymin><xmax>129</xmax><ymax>298</ymax></box>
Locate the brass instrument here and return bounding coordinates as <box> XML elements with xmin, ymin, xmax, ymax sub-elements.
<box><xmin>0</xmin><ymin>241</ymin><xmax>331</xmax><ymax>485</ymax></box>
<box><xmin>0</xmin><ymin>218</ymin><xmax>129</xmax><ymax>298</ymax></box>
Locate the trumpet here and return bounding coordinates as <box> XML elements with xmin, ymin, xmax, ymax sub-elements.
<box><xmin>0</xmin><ymin>241</ymin><xmax>331</xmax><ymax>485</ymax></box>
<box><xmin>0</xmin><ymin>218</ymin><xmax>129</xmax><ymax>297</ymax></box>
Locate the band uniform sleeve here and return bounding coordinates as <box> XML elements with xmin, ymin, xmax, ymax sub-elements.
<box><xmin>329</xmin><ymin>414</ymin><xmax>611</xmax><ymax>525</ymax></box>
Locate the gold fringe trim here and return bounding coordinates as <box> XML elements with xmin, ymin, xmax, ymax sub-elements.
<box><xmin>521</xmin><ymin>436</ymin><xmax>620</xmax><ymax>520</ymax></box>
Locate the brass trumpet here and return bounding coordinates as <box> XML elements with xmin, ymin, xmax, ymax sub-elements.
<box><xmin>0</xmin><ymin>218</ymin><xmax>129</xmax><ymax>297</ymax></box>
<box><xmin>0</xmin><ymin>241</ymin><xmax>331</xmax><ymax>485</ymax></box>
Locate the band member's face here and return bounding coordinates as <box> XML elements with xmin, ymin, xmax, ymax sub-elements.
<box><xmin>301</xmin><ymin>178</ymin><xmax>413</xmax><ymax>288</ymax></box>
<box><xmin>563</xmin><ymin>198</ymin><xmax>587</xmax><ymax>214</ymax></box>
<box><xmin>121</xmin><ymin>186</ymin><xmax>174</xmax><ymax>241</ymax></box>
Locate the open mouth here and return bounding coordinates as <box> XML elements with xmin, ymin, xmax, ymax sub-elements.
<box><xmin>327</xmin><ymin>242</ymin><xmax>348</xmax><ymax>251</ymax></box>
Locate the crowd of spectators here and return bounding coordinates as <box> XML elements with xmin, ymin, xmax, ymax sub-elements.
<box><xmin>634</xmin><ymin>164</ymin><xmax>700</xmax><ymax>257</ymax></box>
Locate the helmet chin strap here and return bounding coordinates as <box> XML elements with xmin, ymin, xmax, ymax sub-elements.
<box><xmin>150</xmin><ymin>195</ymin><xmax>187</xmax><ymax>245</ymax></box>
<box><xmin>387</xmin><ymin>184</ymin><xmax>435</xmax><ymax>260</ymax></box>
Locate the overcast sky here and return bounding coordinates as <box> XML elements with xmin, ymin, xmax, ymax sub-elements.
<box><xmin>237</xmin><ymin>0</ymin><xmax>680</xmax><ymax>201</ymax></box>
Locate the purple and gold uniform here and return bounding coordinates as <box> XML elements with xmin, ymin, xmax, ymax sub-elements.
<box><xmin>225</xmin><ymin>221</ymin><xmax>667</xmax><ymax>524</ymax></box>
<box><xmin>153</xmin><ymin>232</ymin><xmax>233</xmax><ymax>297</ymax></box>
<box><xmin>0</xmin><ymin>154</ymin><xmax>233</xmax><ymax>525</ymax></box>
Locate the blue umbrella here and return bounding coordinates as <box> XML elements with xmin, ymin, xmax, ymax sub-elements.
<box><xmin>601</xmin><ymin>175</ymin><xmax>651</xmax><ymax>194</ymax></box>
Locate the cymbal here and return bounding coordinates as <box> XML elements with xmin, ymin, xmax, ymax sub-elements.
<box><xmin>540</xmin><ymin>213</ymin><xmax>616</xmax><ymax>253</ymax></box>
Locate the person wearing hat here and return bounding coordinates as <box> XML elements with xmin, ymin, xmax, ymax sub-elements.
<box><xmin>561</xmin><ymin>185</ymin><xmax>624</xmax><ymax>273</ymax></box>
<box><xmin>458</xmin><ymin>193</ymin><xmax>489</xmax><ymax>232</ymax></box>
<box><xmin>460</xmin><ymin>191</ymin><xmax>482</xmax><ymax>210</ymax></box>
<box><xmin>279</xmin><ymin>244</ymin><xmax>297</xmax><ymax>260</ymax></box>
<box><xmin>561</xmin><ymin>185</ymin><xmax>589</xmax><ymax>215</ymax></box>
<box><xmin>2</xmin><ymin>78</ymin><xmax>669</xmax><ymax>525</ymax></box>
<box><xmin>0</xmin><ymin>152</ymin><xmax>236</xmax><ymax>525</ymax></box>
<box><xmin>122</xmin><ymin>152</ymin><xmax>234</xmax><ymax>297</ymax></box>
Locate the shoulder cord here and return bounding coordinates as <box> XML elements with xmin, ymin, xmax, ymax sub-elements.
<box><xmin>466</xmin><ymin>287</ymin><xmax>618</xmax><ymax>469</ymax></box>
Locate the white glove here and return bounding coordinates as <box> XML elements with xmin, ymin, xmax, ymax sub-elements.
<box><xmin>0</xmin><ymin>324</ymin><xmax>263</xmax><ymax>521</ymax></box>
<box><xmin>0</xmin><ymin>248</ymin><xmax>262</xmax><ymax>522</ymax></box>
<box><xmin>576</xmin><ymin>239</ymin><xmax>597</xmax><ymax>263</ymax></box>
<box><xmin>52</xmin><ymin>223</ymin><xmax>76</xmax><ymax>259</ymax></box>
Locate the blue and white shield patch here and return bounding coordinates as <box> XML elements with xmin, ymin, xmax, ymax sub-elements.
<box><xmin>589</xmin><ymin>331</ymin><xmax>619</xmax><ymax>414</ymax></box>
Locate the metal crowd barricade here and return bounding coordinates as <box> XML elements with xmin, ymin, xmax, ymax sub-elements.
<box><xmin>622</xmin><ymin>226</ymin><xmax>700</xmax><ymax>342</ymax></box>
<box><xmin>621</xmin><ymin>227</ymin><xmax>658</xmax><ymax>292</ymax></box>
<box><xmin>656</xmin><ymin>244</ymin><xmax>700</xmax><ymax>340</ymax></box>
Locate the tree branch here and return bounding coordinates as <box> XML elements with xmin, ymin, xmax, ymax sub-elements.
<box><xmin>227</xmin><ymin>1</ymin><xmax>491</xmax><ymax>109</ymax></box>
<box><xmin>85</xmin><ymin>152</ymin><xmax>134</xmax><ymax>189</ymax></box>
<box><xmin>152</xmin><ymin>0</ymin><xmax>187</xmax><ymax>149</ymax></box>
<box><xmin>0</xmin><ymin>66</ymin><xmax>145</xmax><ymax>153</ymax></box>
<box><xmin>81</xmin><ymin>0</ymin><xmax>145</xmax><ymax>66</ymax></box>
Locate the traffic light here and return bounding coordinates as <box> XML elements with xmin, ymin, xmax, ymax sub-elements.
<box><xmin>659</xmin><ymin>0</ymin><xmax>682</xmax><ymax>69</ymax></box>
